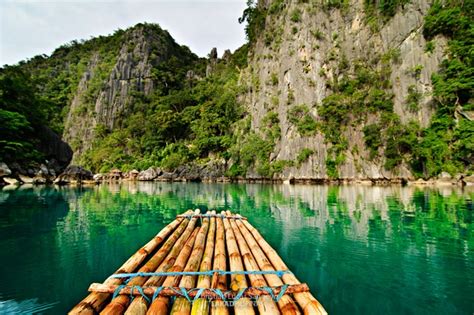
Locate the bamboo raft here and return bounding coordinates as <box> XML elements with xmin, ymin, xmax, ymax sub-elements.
<box><xmin>69</xmin><ymin>210</ymin><xmax>327</xmax><ymax>315</ymax></box>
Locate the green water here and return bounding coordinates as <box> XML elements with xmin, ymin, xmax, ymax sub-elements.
<box><xmin>0</xmin><ymin>183</ymin><xmax>473</xmax><ymax>314</ymax></box>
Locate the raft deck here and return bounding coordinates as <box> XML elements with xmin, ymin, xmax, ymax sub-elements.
<box><xmin>70</xmin><ymin>210</ymin><xmax>327</xmax><ymax>315</ymax></box>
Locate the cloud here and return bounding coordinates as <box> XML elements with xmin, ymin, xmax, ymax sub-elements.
<box><xmin>0</xmin><ymin>0</ymin><xmax>247</xmax><ymax>65</ymax></box>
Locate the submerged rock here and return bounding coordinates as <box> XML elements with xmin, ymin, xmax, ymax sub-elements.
<box><xmin>174</xmin><ymin>164</ymin><xmax>202</xmax><ymax>181</ymax></box>
<box><xmin>157</xmin><ymin>171</ymin><xmax>175</xmax><ymax>181</ymax></box>
<box><xmin>55</xmin><ymin>165</ymin><xmax>93</xmax><ymax>184</ymax></box>
<box><xmin>0</xmin><ymin>163</ymin><xmax>11</xmax><ymax>177</ymax></box>
<box><xmin>8</xmin><ymin>162</ymin><xmax>25</xmax><ymax>176</ymax></box>
<box><xmin>38</xmin><ymin>164</ymin><xmax>49</xmax><ymax>176</ymax></box>
<box><xmin>30</xmin><ymin>163</ymin><xmax>55</xmax><ymax>184</ymax></box>
<box><xmin>138</xmin><ymin>167</ymin><xmax>161</xmax><ymax>181</ymax></box>
<box><xmin>45</xmin><ymin>159</ymin><xmax>63</xmax><ymax>176</ymax></box>
<box><xmin>33</xmin><ymin>176</ymin><xmax>48</xmax><ymax>184</ymax></box>
<box><xmin>93</xmin><ymin>173</ymin><xmax>105</xmax><ymax>181</ymax></box>
<box><xmin>19</xmin><ymin>175</ymin><xmax>34</xmax><ymax>184</ymax></box>
<box><xmin>3</xmin><ymin>177</ymin><xmax>20</xmax><ymax>185</ymax></box>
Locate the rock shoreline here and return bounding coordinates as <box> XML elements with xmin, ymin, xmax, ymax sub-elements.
<box><xmin>1</xmin><ymin>162</ymin><xmax>473</xmax><ymax>187</ymax></box>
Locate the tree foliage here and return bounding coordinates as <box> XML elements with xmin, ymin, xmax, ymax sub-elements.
<box><xmin>239</xmin><ymin>0</ymin><xmax>267</xmax><ymax>43</ymax></box>
<box><xmin>414</xmin><ymin>0</ymin><xmax>474</xmax><ymax>176</ymax></box>
<box><xmin>77</xmin><ymin>45</ymin><xmax>245</xmax><ymax>172</ymax></box>
<box><xmin>0</xmin><ymin>67</ymin><xmax>46</xmax><ymax>164</ymax></box>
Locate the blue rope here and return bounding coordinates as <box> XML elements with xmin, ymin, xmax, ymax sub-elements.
<box><xmin>111</xmin><ymin>284</ymin><xmax>150</xmax><ymax>303</ymax></box>
<box><xmin>151</xmin><ymin>286</ymin><xmax>164</xmax><ymax>301</ymax></box>
<box><xmin>234</xmin><ymin>288</ymin><xmax>246</xmax><ymax>301</ymax></box>
<box><xmin>178</xmin><ymin>214</ymin><xmax>246</xmax><ymax>220</ymax></box>
<box><xmin>112</xmin><ymin>284</ymin><xmax>126</xmax><ymax>299</ymax></box>
<box><xmin>168</xmin><ymin>287</ymin><xmax>183</xmax><ymax>303</ymax></box>
<box><xmin>191</xmin><ymin>288</ymin><xmax>205</xmax><ymax>300</ymax></box>
<box><xmin>259</xmin><ymin>284</ymin><xmax>289</xmax><ymax>301</ymax></box>
<box><xmin>275</xmin><ymin>284</ymin><xmax>289</xmax><ymax>301</ymax></box>
<box><xmin>130</xmin><ymin>285</ymin><xmax>135</xmax><ymax>301</ymax></box>
<box><xmin>179</xmin><ymin>287</ymin><xmax>192</xmax><ymax>302</ymax></box>
<box><xmin>209</xmin><ymin>288</ymin><xmax>227</xmax><ymax>300</ymax></box>
<box><xmin>111</xmin><ymin>285</ymin><xmax>291</xmax><ymax>302</ymax></box>
<box><xmin>109</xmin><ymin>270</ymin><xmax>293</xmax><ymax>302</ymax></box>
<box><xmin>109</xmin><ymin>270</ymin><xmax>291</xmax><ymax>280</ymax></box>
<box><xmin>134</xmin><ymin>285</ymin><xmax>150</xmax><ymax>303</ymax></box>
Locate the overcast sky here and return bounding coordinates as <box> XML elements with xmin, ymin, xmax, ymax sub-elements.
<box><xmin>0</xmin><ymin>0</ymin><xmax>248</xmax><ymax>66</ymax></box>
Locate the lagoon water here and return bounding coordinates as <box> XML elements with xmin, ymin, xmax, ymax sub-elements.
<box><xmin>0</xmin><ymin>182</ymin><xmax>473</xmax><ymax>314</ymax></box>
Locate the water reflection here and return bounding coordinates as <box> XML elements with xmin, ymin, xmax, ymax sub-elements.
<box><xmin>0</xmin><ymin>183</ymin><xmax>472</xmax><ymax>314</ymax></box>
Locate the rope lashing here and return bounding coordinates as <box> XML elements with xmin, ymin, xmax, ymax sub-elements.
<box><xmin>133</xmin><ymin>285</ymin><xmax>150</xmax><ymax>303</ymax></box>
<box><xmin>209</xmin><ymin>287</ymin><xmax>227</xmax><ymax>300</ymax></box>
<box><xmin>151</xmin><ymin>286</ymin><xmax>164</xmax><ymax>301</ymax></box>
<box><xmin>113</xmin><ymin>284</ymin><xmax>151</xmax><ymax>303</ymax></box>
<box><xmin>112</xmin><ymin>276</ymin><xmax>132</xmax><ymax>299</ymax></box>
<box><xmin>110</xmin><ymin>285</ymin><xmax>291</xmax><ymax>302</ymax></box>
<box><xmin>177</xmin><ymin>213</ymin><xmax>247</xmax><ymax>220</ymax></box>
<box><xmin>109</xmin><ymin>269</ymin><xmax>292</xmax><ymax>280</ymax></box>
<box><xmin>234</xmin><ymin>288</ymin><xmax>247</xmax><ymax>301</ymax></box>
<box><xmin>261</xmin><ymin>284</ymin><xmax>289</xmax><ymax>302</ymax></box>
<box><xmin>112</xmin><ymin>284</ymin><xmax>127</xmax><ymax>299</ymax></box>
<box><xmin>107</xmin><ymin>270</ymin><xmax>294</xmax><ymax>302</ymax></box>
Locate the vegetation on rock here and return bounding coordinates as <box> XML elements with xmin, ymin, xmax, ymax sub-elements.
<box><xmin>1</xmin><ymin>0</ymin><xmax>473</xmax><ymax>180</ymax></box>
<box><xmin>415</xmin><ymin>0</ymin><xmax>473</xmax><ymax>177</ymax></box>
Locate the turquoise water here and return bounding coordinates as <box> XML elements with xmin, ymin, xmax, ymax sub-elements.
<box><xmin>0</xmin><ymin>182</ymin><xmax>473</xmax><ymax>314</ymax></box>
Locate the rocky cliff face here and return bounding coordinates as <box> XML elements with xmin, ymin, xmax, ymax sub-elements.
<box><xmin>241</xmin><ymin>0</ymin><xmax>448</xmax><ymax>181</ymax></box>
<box><xmin>63</xmin><ymin>25</ymin><xmax>199</xmax><ymax>163</ymax></box>
<box><xmin>7</xmin><ymin>6</ymin><xmax>468</xmax><ymax>182</ymax></box>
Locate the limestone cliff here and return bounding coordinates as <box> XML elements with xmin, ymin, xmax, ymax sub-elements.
<box><xmin>240</xmin><ymin>0</ymin><xmax>450</xmax><ymax>181</ymax></box>
<box><xmin>62</xmin><ymin>24</ymin><xmax>199</xmax><ymax>163</ymax></box>
<box><xmin>7</xmin><ymin>5</ymin><xmax>470</xmax><ymax>181</ymax></box>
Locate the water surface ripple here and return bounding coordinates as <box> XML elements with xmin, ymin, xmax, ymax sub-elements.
<box><xmin>0</xmin><ymin>183</ymin><xmax>472</xmax><ymax>314</ymax></box>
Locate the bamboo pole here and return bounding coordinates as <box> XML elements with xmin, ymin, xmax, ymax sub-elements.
<box><xmin>234</xmin><ymin>216</ymin><xmax>300</xmax><ymax>315</ymax></box>
<box><xmin>101</xmin><ymin>210</ymin><xmax>200</xmax><ymax>315</ymax></box>
<box><xmin>148</xmin><ymin>216</ymin><xmax>210</xmax><ymax>315</ymax></box>
<box><xmin>221</xmin><ymin>211</ymin><xmax>255</xmax><ymax>315</ymax></box>
<box><xmin>191</xmin><ymin>211</ymin><xmax>216</xmax><ymax>315</ymax></box>
<box><xmin>210</xmin><ymin>215</ymin><xmax>228</xmax><ymax>315</ymax></box>
<box><xmin>145</xmin><ymin>227</ymin><xmax>200</xmax><ymax>315</ymax></box>
<box><xmin>69</xmin><ymin>210</ymin><xmax>193</xmax><ymax>315</ymax></box>
<box><xmin>241</xmin><ymin>219</ymin><xmax>327</xmax><ymax>315</ymax></box>
<box><xmin>169</xmin><ymin>215</ymin><xmax>210</xmax><ymax>315</ymax></box>
<box><xmin>227</xmin><ymin>211</ymin><xmax>280</xmax><ymax>315</ymax></box>
<box><xmin>125</xmin><ymin>214</ymin><xmax>201</xmax><ymax>315</ymax></box>
<box><xmin>89</xmin><ymin>283</ymin><xmax>310</xmax><ymax>298</ymax></box>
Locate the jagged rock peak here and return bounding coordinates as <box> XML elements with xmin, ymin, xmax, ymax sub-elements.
<box><xmin>209</xmin><ymin>47</ymin><xmax>218</xmax><ymax>60</ymax></box>
<box><xmin>206</xmin><ymin>47</ymin><xmax>219</xmax><ymax>77</ymax></box>
<box><xmin>222</xmin><ymin>49</ymin><xmax>232</xmax><ymax>62</ymax></box>
<box><xmin>61</xmin><ymin>22</ymin><xmax>200</xmax><ymax>164</ymax></box>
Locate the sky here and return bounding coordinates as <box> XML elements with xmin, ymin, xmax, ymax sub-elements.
<box><xmin>0</xmin><ymin>0</ymin><xmax>248</xmax><ymax>66</ymax></box>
